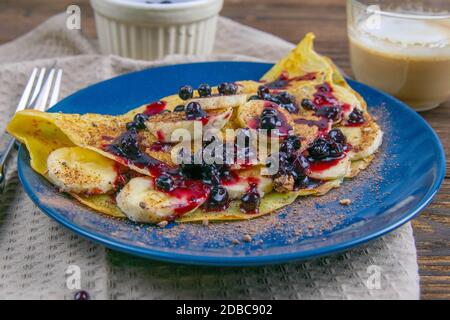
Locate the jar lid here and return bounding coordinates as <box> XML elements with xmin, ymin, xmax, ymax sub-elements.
<box><xmin>90</xmin><ymin>0</ymin><xmax>223</xmax><ymax>24</ymax></box>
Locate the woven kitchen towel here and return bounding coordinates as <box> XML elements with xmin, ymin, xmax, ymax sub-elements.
<box><xmin>0</xmin><ymin>13</ymin><xmax>419</xmax><ymax>300</ymax></box>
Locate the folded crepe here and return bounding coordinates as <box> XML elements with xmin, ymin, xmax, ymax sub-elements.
<box><xmin>7</xmin><ymin>33</ymin><xmax>382</xmax><ymax>223</ymax></box>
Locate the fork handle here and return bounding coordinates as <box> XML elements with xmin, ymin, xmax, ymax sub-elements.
<box><xmin>0</xmin><ymin>136</ymin><xmax>16</xmax><ymax>167</ymax></box>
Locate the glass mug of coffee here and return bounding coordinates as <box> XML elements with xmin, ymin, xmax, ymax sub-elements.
<box><xmin>347</xmin><ymin>0</ymin><xmax>450</xmax><ymax>111</ymax></box>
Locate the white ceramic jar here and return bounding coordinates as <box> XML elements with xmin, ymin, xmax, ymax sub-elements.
<box><xmin>90</xmin><ymin>0</ymin><xmax>223</xmax><ymax>60</ymax></box>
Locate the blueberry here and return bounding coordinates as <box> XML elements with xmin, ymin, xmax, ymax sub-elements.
<box><xmin>218</xmin><ymin>82</ymin><xmax>237</xmax><ymax>95</ymax></box>
<box><xmin>328</xmin><ymin>141</ymin><xmax>344</xmax><ymax>158</ymax></box>
<box><xmin>307</xmin><ymin>137</ymin><xmax>343</xmax><ymax>160</ymax></box>
<box><xmin>292</xmin><ymin>154</ymin><xmax>310</xmax><ymax>173</ymax></box>
<box><xmin>185</xmin><ymin>101</ymin><xmax>206</xmax><ymax>120</ymax></box>
<box><xmin>347</xmin><ymin>108</ymin><xmax>365</xmax><ymax>124</ymax></box>
<box><xmin>220</xmin><ymin>166</ymin><xmax>233</xmax><ymax>181</ymax></box>
<box><xmin>118</xmin><ymin>131</ymin><xmax>141</xmax><ymax>159</ymax></box>
<box><xmin>257</xmin><ymin>85</ymin><xmax>270</xmax><ymax>98</ymax></box>
<box><xmin>180</xmin><ymin>162</ymin><xmax>203</xmax><ymax>180</ymax></box>
<box><xmin>173</xmin><ymin>104</ymin><xmax>185</xmax><ymax>112</ymax></box>
<box><xmin>278</xmin><ymin>91</ymin><xmax>293</xmax><ymax>104</ymax></box>
<box><xmin>281</xmin><ymin>103</ymin><xmax>298</xmax><ymax>113</ymax></box>
<box><xmin>198</xmin><ymin>83</ymin><xmax>211</xmax><ymax>97</ymax></box>
<box><xmin>74</xmin><ymin>290</ymin><xmax>90</xmax><ymax>300</ymax></box>
<box><xmin>260</xmin><ymin>115</ymin><xmax>280</xmax><ymax>130</ymax></box>
<box><xmin>133</xmin><ymin>113</ymin><xmax>149</xmax><ymax>129</ymax></box>
<box><xmin>278</xmin><ymin>151</ymin><xmax>289</xmax><ymax>164</ymax></box>
<box><xmin>201</xmin><ymin>164</ymin><xmax>221</xmax><ymax>185</ymax></box>
<box><xmin>261</xmin><ymin>108</ymin><xmax>277</xmax><ymax>117</ymax></box>
<box><xmin>247</xmin><ymin>95</ymin><xmax>260</xmax><ymax>101</ymax></box>
<box><xmin>266</xmin><ymin>151</ymin><xmax>288</xmax><ymax>174</ymax></box>
<box><xmin>328</xmin><ymin>128</ymin><xmax>346</xmax><ymax>144</ymax></box>
<box><xmin>178</xmin><ymin>85</ymin><xmax>193</xmax><ymax>100</ymax></box>
<box><xmin>280</xmin><ymin>135</ymin><xmax>301</xmax><ymax>154</ymax></box>
<box><xmin>301</xmin><ymin>98</ymin><xmax>316</xmax><ymax>111</ymax></box>
<box><xmin>307</xmin><ymin>137</ymin><xmax>331</xmax><ymax>160</ymax></box>
<box><xmin>155</xmin><ymin>174</ymin><xmax>175</xmax><ymax>192</ymax></box>
<box><xmin>277</xmin><ymin>161</ymin><xmax>295</xmax><ymax>177</ymax></box>
<box><xmin>262</xmin><ymin>93</ymin><xmax>280</xmax><ymax>104</ymax></box>
<box><xmin>316</xmin><ymin>105</ymin><xmax>341</xmax><ymax>120</ymax></box>
<box><xmin>240</xmin><ymin>191</ymin><xmax>260</xmax><ymax>213</ymax></box>
<box><xmin>206</xmin><ymin>186</ymin><xmax>229</xmax><ymax>210</ymax></box>
<box><xmin>126</xmin><ymin>121</ymin><xmax>138</xmax><ymax>131</ymax></box>
<box><xmin>294</xmin><ymin>175</ymin><xmax>310</xmax><ymax>189</ymax></box>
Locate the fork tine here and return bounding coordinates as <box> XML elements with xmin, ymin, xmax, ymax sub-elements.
<box><xmin>29</xmin><ymin>68</ymin><xmax>46</xmax><ymax>107</ymax></box>
<box><xmin>35</xmin><ymin>68</ymin><xmax>55</xmax><ymax>111</ymax></box>
<box><xmin>16</xmin><ymin>68</ymin><xmax>38</xmax><ymax>111</ymax></box>
<box><xmin>48</xmin><ymin>69</ymin><xmax>62</xmax><ymax>109</ymax></box>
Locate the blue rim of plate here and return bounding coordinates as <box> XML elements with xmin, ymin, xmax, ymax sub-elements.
<box><xmin>17</xmin><ymin>61</ymin><xmax>446</xmax><ymax>266</ymax></box>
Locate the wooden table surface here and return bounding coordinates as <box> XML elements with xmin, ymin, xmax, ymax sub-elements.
<box><xmin>0</xmin><ymin>0</ymin><xmax>448</xmax><ymax>300</ymax></box>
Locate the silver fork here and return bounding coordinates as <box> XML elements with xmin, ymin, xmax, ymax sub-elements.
<box><xmin>0</xmin><ymin>67</ymin><xmax>63</xmax><ymax>191</ymax></box>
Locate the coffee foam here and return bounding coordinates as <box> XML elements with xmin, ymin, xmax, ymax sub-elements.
<box><xmin>352</xmin><ymin>15</ymin><xmax>450</xmax><ymax>58</ymax></box>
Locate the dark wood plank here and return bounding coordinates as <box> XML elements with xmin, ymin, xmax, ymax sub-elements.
<box><xmin>0</xmin><ymin>0</ymin><xmax>448</xmax><ymax>299</ymax></box>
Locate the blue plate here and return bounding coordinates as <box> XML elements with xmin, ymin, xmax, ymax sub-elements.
<box><xmin>17</xmin><ymin>62</ymin><xmax>445</xmax><ymax>266</ymax></box>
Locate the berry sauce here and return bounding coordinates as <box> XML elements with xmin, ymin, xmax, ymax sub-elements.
<box><xmin>341</xmin><ymin>103</ymin><xmax>352</xmax><ymax>112</ymax></box>
<box><xmin>200</xmin><ymin>115</ymin><xmax>210</xmax><ymax>126</ymax></box>
<box><xmin>159</xmin><ymin>178</ymin><xmax>211</xmax><ymax>217</ymax></box>
<box><xmin>156</xmin><ymin>130</ymin><xmax>165</xmax><ymax>142</ymax></box>
<box><xmin>264</xmin><ymin>72</ymin><xmax>317</xmax><ymax>89</ymax></box>
<box><xmin>149</xmin><ymin>141</ymin><xmax>173</xmax><ymax>152</ymax></box>
<box><xmin>112</xmin><ymin>162</ymin><xmax>132</xmax><ymax>190</ymax></box>
<box><xmin>345</xmin><ymin>122</ymin><xmax>364</xmax><ymax>128</ymax></box>
<box><xmin>306</xmin><ymin>82</ymin><xmax>348</xmax><ymax>122</ymax></box>
<box><xmin>104</xmin><ymin>130</ymin><xmax>170</xmax><ymax>177</ymax></box>
<box><xmin>312</xmin><ymin>83</ymin><xmax>339</xmax><ymax>107</ymax></box>
<box><xmin>293</xmin><ymin>117</ymin><xmax>330</xmax><ymax>136</ymax></box>
<box><xmin>144</xmin><ymin>101</ymin><xmax>166</xmax><ymax>116</ymax></box>
<box><xmin>105</xmin><ymin>129</ymin><xmax>214</xmax><ymax>217</ymax></box>
<box><xmin>308</xmin><ymin>156</ymin><xmax>343</xmax><ymax>172</ymax></box>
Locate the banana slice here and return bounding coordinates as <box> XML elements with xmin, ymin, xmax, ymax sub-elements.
<box><xmin>222</xmin><ymin>168</ymin><xmax>273</xmax><ymax>199</ymax></box>
<box><xmin>331</xmin><ymin>84</ymin><xmax>363</xmax><ymax>118</ymax></box>
<box><xmin>338</xmin><ymin>121</ymin><xmax>383</xmax><ymax>161</ymax></box>
<box><xmin>116</xmin><ymin>177</ymin><xmax>208</xmax><ymax>223</ymax></box>
<box><xmin>188</xmin><ymin>94</ymin><xmax>248</xmax><ymax>110</ymax></box>
<box><xmin>307</xmin><ymin>155</ymin><xmax>350</xmax><ymax>180</ymax></box>
<box><xmin>159</xmin><ymin>87</ymin><xmax>249</xmax><ymax>112</ymax></box>
<box><xmin>146</xmin><ymin>108</ymin><xmax>233</xmax><ymax>142</ymax></box>
<box><xmin>236</xmin><ymin>100</ymin><xmax>293</xmax><ymax>135</ymax></box>
<box><xmin>47</xmin><ymin>147</ymin><xmax>118</xmax><ymax>195</ymax></box>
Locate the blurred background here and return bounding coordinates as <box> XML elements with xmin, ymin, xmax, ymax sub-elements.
<box><xmin>0</xmin><ymin>0</ymin><xmax>350</xmax><ymax>71</ymax></box>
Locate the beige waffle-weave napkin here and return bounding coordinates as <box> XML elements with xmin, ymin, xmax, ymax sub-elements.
<box><xmin>0</xmin><ymin>14</ymin><xmax>419</xmax><ymax>300</ymax></box>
